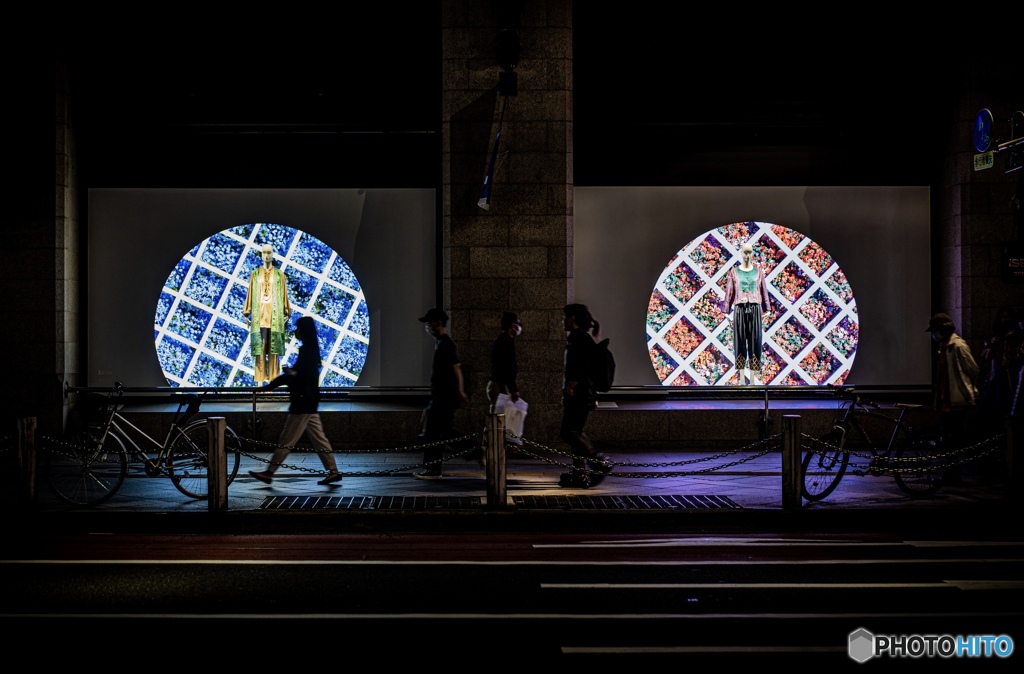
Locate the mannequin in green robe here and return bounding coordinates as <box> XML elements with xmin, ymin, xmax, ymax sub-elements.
<box><xmin>243</xmin><ymin>244</ymin><xmax>291</xmax><ymax>384</ymax></box>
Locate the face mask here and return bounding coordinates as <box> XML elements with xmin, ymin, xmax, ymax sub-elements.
<box><xmin>931</xmin><ymin>331</ymin><xmax>941</xmax><ymax>343</ymax></box>
<box><xmin>513</xmin><ymin>325</ymin><xmax>522</xmax><ymax>336</ymax></box>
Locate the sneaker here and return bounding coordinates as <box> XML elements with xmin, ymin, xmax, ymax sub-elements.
<box><xmin>317</xmin><ymin>471</ymin><xmax>343</xmax><ymax>485</ymax></box>
<box><xmin>558</xmin><ymin>471</ymin><xmax>591</xmax><ymax>489</ymax></box>
<box><xmin>414</xmin><ymin>469</ymin><xmax>443</xmax><ymax>480</ymax></box>
<box><xmin>249</xmin><ymin>470</ymin><xmax>273</xmax><ymax>484</ymax></box>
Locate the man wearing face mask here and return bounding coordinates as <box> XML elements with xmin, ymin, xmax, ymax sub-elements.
<box><xmin>487</xmin><ymin>311</ymin><xmax>522</xmax><ymax>414</ymax></box>
<box><xmin>415</xmin><ymin>308</ymin><xmax>470</xmax><ymax>479</ymax></box>
<box><xmin>927</xmin><ymin>313</ymin><xmax>980</xmax><ymax>482</ymax></box>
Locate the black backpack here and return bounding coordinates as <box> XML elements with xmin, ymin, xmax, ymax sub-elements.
<box><xmin>590</xmin><ymin>338</ymin><xmax>616</xmax><ymax>393</ymax></box>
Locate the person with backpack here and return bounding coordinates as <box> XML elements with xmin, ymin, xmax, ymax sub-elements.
<box><xmin>559</xmin><ymin>303</ymin><xmax>612</xmax><ymax>488</ymax></box>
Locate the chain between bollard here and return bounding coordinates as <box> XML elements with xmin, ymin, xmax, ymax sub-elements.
<box><xmin>799</xmin><ymin>431</ymin><xmax>1007</xmax><ymax>476</ymax></box>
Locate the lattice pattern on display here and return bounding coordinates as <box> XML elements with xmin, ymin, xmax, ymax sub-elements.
<box><xmin>154</xmin><ymin>223</ymin><xmax>369</xmax><ymax>387</ymax></box>
<box><xmin>647</xmin><ymin>221</ymin><xmax>858</xmax><ymax>386</ymax></box>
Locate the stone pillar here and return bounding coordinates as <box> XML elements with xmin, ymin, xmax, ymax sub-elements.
<box><xmin>442</xmin><ymin>0</ymin><xmax>573</xmax><ymax>446</ymax></box>
<box><xmin>56</xmin><ymin>60</ymin><xmax>82</xmax><ymax>434</ymax></box>
<box><xmin>938</xmin><ymin>59</ymin><xmax>1022</xmax><ymax>348</ymax></box>
<box><xmin>5</xmin><ymin>58</ymin><xmax>80</xmax><ymax>437</ymax></box>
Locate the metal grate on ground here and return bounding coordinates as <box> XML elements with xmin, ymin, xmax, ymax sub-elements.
<box><xmin>513</xmin><ymin>494</ymin><xmax>741</xmax><ymax>510</ymax></box>
<box><xmin>257</xmin><ymin>494</ymin><xmax>741</xmax><ymax>511</ymax></box>
<box><xmin>258</xmin><ymin>495</ymin><xmax>483</xmax><ymax>510</ymax></box>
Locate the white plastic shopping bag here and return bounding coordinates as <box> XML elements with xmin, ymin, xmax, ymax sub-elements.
<box><xmin>494</xmin><ymin>393</ymin><xmax>528</xmax><ymax>444</ymax></box>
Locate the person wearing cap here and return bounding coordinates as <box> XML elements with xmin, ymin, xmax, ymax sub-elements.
<box><xmin>927</xmin><ymin>312</ymin><xmax>980</xmax><ymax>480</ymax></box>
<box><xmin>415</xmin><ymin>307</ymin><xmax>470</xmax><ymax>479</ymax></box>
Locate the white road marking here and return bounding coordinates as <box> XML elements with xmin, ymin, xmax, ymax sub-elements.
<box><xmin>2</xmin><ymin>557</ymin><xmax>1022</xmax><ymax>565</ymax></box>
<box><xmin>1</xmin><ymin>611</ymin><xmax>1019</xmax><ymax>620</ymax></box>
<box><xmin>542</xmin><ymin>582</ymin><xmax>950</xmax><ymax>589</ymax></box>
<box><xmin>944</xmin><ymin>580</ymin><xmax>1024</xmax><ymax>590</ymax></box>
<box><xmin>544</xmin><ymin>580</ymin><xmax>1024</xmax><ymax>590</ymax></box>
<box><xmin>562</xmin><ymin>646</ymin><xmax>846</xmax><ymax>653</ymax></box>
<box><xmin>535</xmin><ymin>538</ymin><xmax>1024</xmax><ymax>548</ymax></box>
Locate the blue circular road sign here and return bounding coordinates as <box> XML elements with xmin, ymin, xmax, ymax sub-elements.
<box><xmin>974</xmin><ymin>108</ymin><xmax>993</xmax><ymax>153</ymax></box>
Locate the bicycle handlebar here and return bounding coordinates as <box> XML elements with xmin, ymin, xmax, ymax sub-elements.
<box><xmin>843</xmin><ymin>394</ymin><xmax>879</xmax><ymax>410</ymax></box>
<box><xmin>823</xmin><ymin>385</ymin><xmax>885</xmax><ymax>410</ymax></box>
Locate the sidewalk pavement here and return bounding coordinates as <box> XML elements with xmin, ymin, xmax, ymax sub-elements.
<box><xmin>13</xmin><ymin>446</ymin><xmax>1019</xmax><ymax>536</ymax></box>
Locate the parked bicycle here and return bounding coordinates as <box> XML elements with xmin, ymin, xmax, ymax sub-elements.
<box><xmin>46</xmin><ymin>386</ymin><xmax>242</xmax><ymax>506</ymax></box>
<box><xmin>802</xmin><ymin>386</ymin><xmax>944</xmax><ymax>501</ymax></box>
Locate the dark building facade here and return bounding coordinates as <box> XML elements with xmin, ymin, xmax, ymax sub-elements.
<box><xmin>6</xmin><ymin>2</ymin><xmax>1021</xmax><ymax>447</ymax></box>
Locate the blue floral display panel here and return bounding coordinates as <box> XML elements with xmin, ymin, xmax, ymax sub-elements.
<box><xmin>647</xmin><ymin>221</ymin><xmax>859</xmax><ymax>386</ymax></box>
<box><xmin>154</xmin><ymin>223</ymin><xmax>369</xmax><ymax>387</ymax></box>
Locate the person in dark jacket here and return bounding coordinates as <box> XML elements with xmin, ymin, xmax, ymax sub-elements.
<box><xmin>559</xmin><ymin>303</ymin><xmax>612</xmax><ymax>488</ymax></box>
<box><xmin>487</xmin><ymin>311</ymin><xmax>522</xmax><ymax>413</ymax></box>
<box><xmin>248</xmin><ymin>315</ymin><xmax>342</xmax><ymax>486</ymax></box>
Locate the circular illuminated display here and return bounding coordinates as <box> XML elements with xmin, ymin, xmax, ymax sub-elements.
<box><xmin>647</xmin><ymin>221</ymin><xmax>859</xmax><ymax>386</ymax></box>
<box><xmin>154</xmin><ymin>223</ymin><xmax>369</xmax><ymax>387</ymax></box>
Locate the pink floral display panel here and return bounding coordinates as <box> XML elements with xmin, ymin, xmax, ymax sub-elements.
<box><xmin>647</xmin><ymin>221</ymin><xmax>859</xmax><ymax>385</ymax></box>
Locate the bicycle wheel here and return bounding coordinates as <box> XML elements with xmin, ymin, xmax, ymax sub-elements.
<box><xmin>167</xmin><ymin>420</ymin><xmax>242</xmax><ymax>499</ymax></box>
<box><xmin>45</xmin><ymin>430</ymin><xmax>128</xmax><ymax>506</ymax></box>
<box><xmin>893</xmin><ymin>428</ymin><xmax>943</xmax><ymax>497</ymax></box>
<box><xmin>802</xmin><ymin>429</ymin><xmax>849</xmax><ymax>501</ymax></box>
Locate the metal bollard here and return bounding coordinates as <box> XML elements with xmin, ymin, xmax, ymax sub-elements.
<box><xmin>782</xmin><ymin>414</ymin><xmax>801</xmax><ymax>509</ymax></box>
<box><xmin>485</xmin><ymin>412</ymin><xmax>507</xmax><ymax>509</ymax></box>
<box><xmin>207</xmin><ymin>417</ymin><xmax>228</xmax><ymax>511</ymax></box>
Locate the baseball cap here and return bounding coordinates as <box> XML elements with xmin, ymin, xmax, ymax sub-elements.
<box><xmin>418</xmin><ymin>308</ymin><xmax>449</xmax><ymax>323</ymax></box>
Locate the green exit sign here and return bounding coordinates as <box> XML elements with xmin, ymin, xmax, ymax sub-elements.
<box><xmin>974</xmin><ymin>152</ymin><xmax>994</xmax><ymax>171</ymax></box>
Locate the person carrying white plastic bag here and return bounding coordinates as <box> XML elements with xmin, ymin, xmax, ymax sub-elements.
<box><xmin>477</xmin><ymin>311</ymin><xmax>526</xmax><ymax>454</ymax></box>
<box><xmin>494</xmin><ymin>392</ymin><xmax>527</xmax><ymax>444</ymax></box>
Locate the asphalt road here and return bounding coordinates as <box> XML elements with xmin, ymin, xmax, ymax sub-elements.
<box><xmin>4</xmin><ymin>530</ymin><xmax>1021</xmax><ymax>668</ymax></box>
